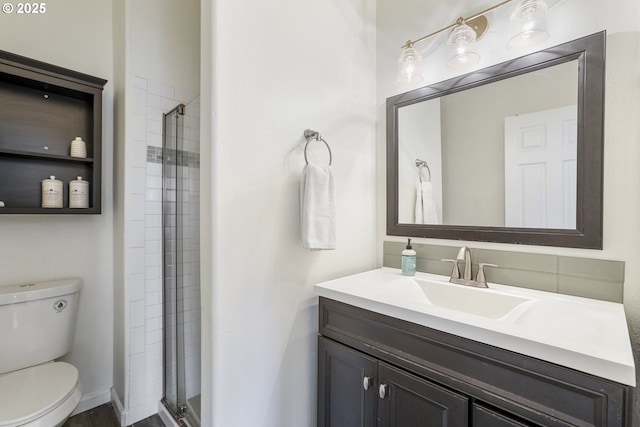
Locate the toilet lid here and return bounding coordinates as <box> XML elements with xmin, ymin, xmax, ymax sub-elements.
<box><xmin>0</xmin><ymin>362</ymin><xmax>80</xmax><ymax>427</ymax></box>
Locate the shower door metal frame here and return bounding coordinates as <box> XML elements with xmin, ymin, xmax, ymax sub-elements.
<box><xmin>161</xmin><ymin>103</ymin><xmax>189</xmax><ymax>425</ymax></box>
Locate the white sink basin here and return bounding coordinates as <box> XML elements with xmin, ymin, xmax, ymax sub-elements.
<box><xmin>413</xmin><ymin>278</ymin><xmax>532</xmax><ymax>320</ymax></box>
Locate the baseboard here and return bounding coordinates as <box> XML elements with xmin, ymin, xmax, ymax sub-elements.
<box><xmin>158</xmin><ymin>402</ymin><xmax>181</xmax><ymax>427</ymax></box>
<box><xmin>110</xmin><ymin>388</ymin><xmax>127</xmax><ymax>425</ymax></box>
<box><xmin>71</xmin><ymin>387</ymin><xmax>112</xmax><ymax>416</ymax></box>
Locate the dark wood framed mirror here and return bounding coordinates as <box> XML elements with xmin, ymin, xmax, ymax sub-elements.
<box><xmin>387</xmin><ymin>31</ymin><xmax>605</xmax><ymax>249</ymax></box>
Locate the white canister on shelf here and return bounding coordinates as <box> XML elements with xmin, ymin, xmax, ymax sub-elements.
<box><xmin>41</xmin><ymin>176</ymin><xmax>63</xmax><ymax>208</ymax></box>
<box><xmin>70</xmin><ymin>137</ymin><xmax>87</xmax><ymax>158</ymax></box>
<box><xmin>69</xmin><ymin>176</ymin><xmax>89</xmax><ymax>208</ymax></box>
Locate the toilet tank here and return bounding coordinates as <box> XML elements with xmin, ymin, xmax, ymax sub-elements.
<box><xmin>0</xmin><ymin>278</ymin><xmax>82</xmax><ymax>375</ymax></box>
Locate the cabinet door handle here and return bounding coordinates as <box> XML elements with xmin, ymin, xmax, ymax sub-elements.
<box><xmin>379</xmin><ymin>384</ymin><xmax>387</xmax><ymax>399</ymax></box>
<box><xmin>363</xmin><ymin>376</ymin><xmax>372</xmax><ymax>391</ymax></box>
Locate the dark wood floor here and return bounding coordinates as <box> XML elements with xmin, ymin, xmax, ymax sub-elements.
<box><xmin>63</xmin><ymin>404</ymin><xmax>165</xmax><ymax>427</ymax></box>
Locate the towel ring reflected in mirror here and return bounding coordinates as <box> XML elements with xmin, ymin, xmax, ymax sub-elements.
<box><xmin>415</xmin><ymin>158</ymin><xmax>431</xmax><ymax>182</ymax></box>
<box><xmin>304</xmin><ymin>129</ymin><xmax>332</xmax><ymax>166</ymax></box>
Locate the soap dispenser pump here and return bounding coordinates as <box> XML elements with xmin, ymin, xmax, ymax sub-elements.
<box><xmin>401</xmin><ymin>238</ymin><xmax>416</xmax><ymax>276</ymax></box>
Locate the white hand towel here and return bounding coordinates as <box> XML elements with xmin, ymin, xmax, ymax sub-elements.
<box><xmin>300</xmin><ymin>164</ymin><xmax>336</xmax><ymax>250</ymax></box>
<box><xmin>415</xmin><ymin>181</ymin><xmax>439</xmax><ymax>224</ymax></box>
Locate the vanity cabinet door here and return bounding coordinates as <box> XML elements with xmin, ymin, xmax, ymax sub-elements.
<box><xmin>377</xmin><ymin>363</ymin><xmax>468</xmax><ymax>427</ymax></box>
<box><xmin>472</xmin><ymin>404</ymin><xmax>537</xmax><ymax>427</ymax></box>
<box><xmin>318</xmin><ymin>337</ymin><xmax>377</xmax><ymax>427</ymax></box>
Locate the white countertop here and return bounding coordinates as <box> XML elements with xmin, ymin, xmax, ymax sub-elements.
<box><xmin>314</xmin><ymin>267</ymin><xmax>636</xmax><ymax>386</ymax></box>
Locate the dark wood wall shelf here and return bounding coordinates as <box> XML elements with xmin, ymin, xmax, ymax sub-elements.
<box><xmin>0</xmin><ymin>50</ymin><xmax>106</xmax><ymax>214</ymax></box>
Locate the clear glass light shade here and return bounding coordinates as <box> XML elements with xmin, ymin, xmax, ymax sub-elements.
<box><xmin>447</xmin><ymin>23</ymin><xmax>480</xmax><ymax>69</ymax></box>
<box><xmin>508</xmin><ymin>0</ymin><xmax>549</xmax><ymax>49</ymax></box>
<box><xmin>397</xmin><ymin>45</ymin><xmax>424</xmax><ymax>85</ymax></box>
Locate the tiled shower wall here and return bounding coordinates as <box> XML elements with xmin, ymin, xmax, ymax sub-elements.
<box><xmin>125</xmin><ymin>76</ymin><xmax>199</xmax><ymax>423</ymax></box>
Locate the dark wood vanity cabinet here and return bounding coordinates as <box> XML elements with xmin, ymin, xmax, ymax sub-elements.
<box><xmin>472</xmin><ymin>405</ymin><xmax>533</xmax><ymax>427</ymax></box>
<box><xmin>318</xmin><ymin>337</ymin><xmax>377</xmax><ymax>427</ymax></box>
<box><xmin>0</xmin><ymin>50</ymin><xmax>106</xmax><ymax>214</ymax></box>
<box><xmin>317</xmin><ymin>297</ymin><xmax>633</xmax><ymax>427</ymax></box>
<box><xmin>319</xmin><ymin>337</ymin><xmax>468</xmax><ymax>427</ymax></box>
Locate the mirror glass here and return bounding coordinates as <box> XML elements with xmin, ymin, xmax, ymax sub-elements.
<box><xmin>398</xmin><ymin>60</ymin><xmax>578</xmax><ymax>229</ymax></box>
<box><xmin>387</xmin><ymin>32</ymin><xmax>605</xmax><ymax>248</ymax></box>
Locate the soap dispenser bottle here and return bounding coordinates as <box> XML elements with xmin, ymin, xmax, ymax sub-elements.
<box><xmin>401</xmin><ymin>238</ymin><xmax>416</xmax><ymax>276</ymax></box>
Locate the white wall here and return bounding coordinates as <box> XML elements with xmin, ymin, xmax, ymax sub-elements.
<box><xmin>377</xmin><ymin>0</ymin><xmax>640</xmax><ymax>417</ymax></box>
<box><xmin>201</xmin><ymin>0</ymin><xmax>378</xmax><ymax>425</ymax></box>
<box><xmin>0</xmin><ymin>0</ymin><xmax>115</xmax><ymax>413</ymax></box>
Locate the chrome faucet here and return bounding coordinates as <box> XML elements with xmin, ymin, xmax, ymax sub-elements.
<box><xmin>457</xmin><ymin>246</ymin><xmax>472</xmax><ymax>281</ymax></box>
<box><xmin>442</xmin><ymin>246</ymin><xmax>497</xmax><ymax>288</ymax></box>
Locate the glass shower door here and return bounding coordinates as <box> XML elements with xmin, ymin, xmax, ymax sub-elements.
<box><xmin>162</xmin><ymin>98</ymin><xmax>201</xmax><ymax>426</ymax></box>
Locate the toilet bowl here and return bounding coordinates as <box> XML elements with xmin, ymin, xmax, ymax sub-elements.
<box><xmin>0</xmin><ymin>279</ymin><xmax>83</xmax><ymax>427</ymax></box>
<box><xmin>0</xmin><ymin>362</ymin><xmax>82</xmax><ymax>427</ymax></box>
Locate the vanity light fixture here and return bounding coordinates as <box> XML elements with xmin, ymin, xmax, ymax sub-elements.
<box><xmin>447</xmin><ymin>17</ymin><xmax>482</xmax><ymax>69</ymax></box>
<box><xmin>397</xmin><ymin>42</ymin><xmax>424</xmax><ymax>85</ymax></box>
<box><xmin>507</xmin><ymin>0</ymin><xmax>549</xmax><ymax>48</ymax></box>
<box><xmin>397</xmin><ymin>0</ymin><xmax>550</xmax><ymax>84</ymax></box>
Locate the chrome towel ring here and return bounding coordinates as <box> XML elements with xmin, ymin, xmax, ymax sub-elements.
<box><xmin>304</xmin><ymin>129</ymin><xmax>332</xmax><ymax>166</ymax></box>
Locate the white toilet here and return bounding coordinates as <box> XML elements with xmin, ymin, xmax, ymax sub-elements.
<box><xmin>0</xmin><ymin>279</ymin><xmax>83</xmax><ymax>427</ymax></box>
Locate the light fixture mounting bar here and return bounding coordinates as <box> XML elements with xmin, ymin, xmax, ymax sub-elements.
<box><xmin>401</xmin><ymin>0</ymin><xmax>515</xmax><ymax>49</ymax></box>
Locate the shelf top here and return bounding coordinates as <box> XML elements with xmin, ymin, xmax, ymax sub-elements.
<box><xmin>0</xmin><ymin>49</ymin><xmax>107</xmax><ymax>89</ymax></box>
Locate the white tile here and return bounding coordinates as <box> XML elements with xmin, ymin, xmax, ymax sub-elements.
<box><xmin>129</xmin><ymin>378</ymin><xmax>146</xmax><ymax>406</ymax></box>
<box><xmin>146</xmin><ymin>175</ymin><xmax>163</xmax><ymax>190</ymax></box>
<box><xmin>146</xmin><ymin>163</ymin><xmax>162</xmax><ymax>177</ymax></box>
<box><xmin>146</xmin><ymin>314</ymin><xmax>162</xmax><ymax>331</ymax></box>
<box><xmin>130</xmin><ymin>300</ymin><xmax>145</xmax><ymax>328</ymax></box>
<box><xmin>127</xmin><ymin>220</ymin><xmax>144</xmax><ymax>248</ymax></box>
<box><xmin>132</xmin><ymin>88</ymin><xmax>147</xmax><ymax>115</ymax></box>
<box><xmin>147</xmin><ymin>118</ymin><xmax>163</xmax><ymax>135</ymax></box>
<box><xmin>127</xmin><ymin>247</ymin><xmax>145</xmax><ymax>275</ymax></box>
<box><xmin>131</xmin><ymin>141</ymin><xmax>147</xmax><ymax>169</ymax></box>
<box><xmin>131</xmin><ymin>113</ymin><xmax>147</xmax><ymax>142</ymax></box>
<box><xmin>145</xmin><ymin>265</ymin><xmax>162</xmax><ymax>281</ymax></box>
<box><xmin>145</xmin><ymin>227</ymin><xmax>162</xmax><ymax>242</ymax></box>
<box><xmin>145</xmin><ymin>278</ymin><xmax>162</xmax><ymax>294</ymax></box>
<box><xmin>148</xmin><ymin>80</ymin><xmax>174</xmax><ymax>99</ymax></box>
<box><xmin>134</xmin><ymin>76</ymin><xmax>148</xmax><ymax>90</ymax></box>
<box><xmin>146</xmin><ymin>105</ymin><xmax>163</xmax><ymax>122</ymax></box>
<box><xmin>145</xmin><ymin>352</ymin><xmax>162</xmax><ymax>371</ymax></box>
<box><xmin>147</xmin><ymin>95</ymin><xmax>161</xmax><ymax>112</ymax></box>
<box><xmin>144</xmin><ymin>214</ymin><xmax>162</xmax><ymax>229</ymax></box>
<box><xmin>145</xmin><ymin>251</ymin><xmax>161</xmax><ymax>267</ymax></box>
<box><xmin>145</xmin><ymin>239</ymin><xmax>162</xmax><ymax>255</ymax></box>
<box><xmin>146</xmin><ymin>188</ymin><xmax>162</xmax><ymax>202</ymax></box>
<box><xmin>130</xmin><ymin>353</ymin><xmax>145</xmax><ymax>381</ymax></box>
<box><xmin>130</xmin><ymin>194</ymin><xmax>145</xmax><ymax>221</ymax></box>
<box><xmin>146</xmin><ymin>303</ymin><xmax>163</xmax><ymax>320</ymax></box>
<box><xmin>146</xmin><ymin>131</ymin><xmax>162</xmax><ymax>148</ymax></box>
<box><xmin>129</xmin><ymin>274</ymin><xmax>145</xmax><ymax>301</ymax></box>
<box><xmin>130</xmin><ymin>326</ymin><xmax>145</xmax><ymax>355</ymax></box>
<box><xmin>146</xmin><ymin>341</ymin><xmax>163</xmax><ymax>356</ymax></box>
<box><xmin>145</xmin><ymin>378</ymin><xmax>163</xmax><ymax>398</ymax></box>
<box><xmin>131</xmin><ymin>167</ymin><xmax>146</xmax><ymax>195</ymax></box>
<box><xmin>145</xmin><ymin>201</ymin><xmax>162</xmax><ymax>216</ymax></box>
<box><xmin>146</xmin><ymin>328</ymin><xmax>162</xmax><ymax>345</ymax></box>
